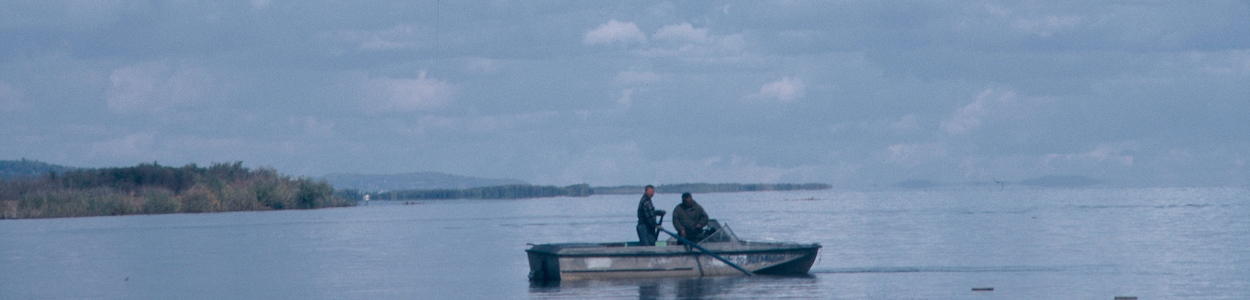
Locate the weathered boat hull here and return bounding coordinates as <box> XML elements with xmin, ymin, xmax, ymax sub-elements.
<box><xmin>526</xmin><ymin>241</ymin><xmax>820</xmax><ymax>281</ymax></box>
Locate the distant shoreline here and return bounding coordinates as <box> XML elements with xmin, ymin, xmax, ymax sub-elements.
<box><xmin>357</xmin><ymin>182</ymin><xmax>832</xmax><ymax>201</ymax></box>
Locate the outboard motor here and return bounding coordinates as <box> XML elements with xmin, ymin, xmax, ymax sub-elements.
<box><xmin>697</xmin><ymin>220</ymin><xmax>740</xmax><ymax>243</ymax></box>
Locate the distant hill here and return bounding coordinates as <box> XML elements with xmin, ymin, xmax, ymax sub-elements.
<box><xmin>0</xmin><ymin>159</ymin><xmax>75</xmax><ymax>179</ymax></box>
<box><xmin>321</xmin><ymin>172</ymin><xmax>527</xmax><ymax>192</ymax></box>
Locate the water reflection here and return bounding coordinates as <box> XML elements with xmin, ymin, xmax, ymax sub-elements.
<box><xmin>529</xmin><ymin>275</ymin><xmax>819</xmax><ymax>299</ymax></box>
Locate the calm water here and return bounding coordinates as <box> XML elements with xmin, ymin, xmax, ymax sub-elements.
<box><xmin>2</xmin><ymin>187</ymin><xmax>1248</xmax><ymax>299</ymax></box>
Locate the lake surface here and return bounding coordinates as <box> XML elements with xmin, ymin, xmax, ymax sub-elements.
<box><xmin>3</xmin><ymin>187</ymin><xmax>1248</xmax><ymax>299</ymax></box>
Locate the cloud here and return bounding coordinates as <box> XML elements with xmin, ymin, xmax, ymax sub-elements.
<box><xmin>941</xmin><ymin>88</ymin><xmax>1015</xmax><ymax>135</ymax></box>
<box><xmin>319</xmin><ymin>24</ymin><xmax>422</xmax><ymax>52</ymax></box>
<box><xmin>583</xmin><ymin>19</ymin><xmax>646</xmax><ymax>46</ymax></box>
<box><xmin>361</xmin><ymin>71</ymin><xmax>455</xmax><ymax>112</ymax></box>
<box><xmin>653</xmin><ymin>23</ymin><xmax>710</xmax><ymax>44</ymax></box>
<box><xmin>635</xmin><ymin>23</ymin><xmax>746</xmax><ymax>59</ymax></box>
<box><xmin>106</xmin><ymin>60</ymin><xmax>213</xmax><ymax>114</ymax></box>
<box><xmin>748</xmin><ymin>77</ymin><xmax>805</xmax><ymax>102</ymax></box>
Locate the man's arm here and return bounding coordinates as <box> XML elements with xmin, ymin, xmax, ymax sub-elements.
<box><xmin>696</xmin><ymin>207</ymin><xmax>709</xmax><ymax>228</ymax></box>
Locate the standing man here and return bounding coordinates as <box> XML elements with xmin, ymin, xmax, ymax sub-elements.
<box><xmin>672</xmin><ymin>192</ymin><xmax>709</xmax><ymax>244</ymax></box>
<box><xmin>636</xmin><ymin>185</ymin><xmax>665</xmax><ymax>246</ymax></box>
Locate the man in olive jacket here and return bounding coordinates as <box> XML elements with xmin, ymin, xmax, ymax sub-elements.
<box><xmin>672</xmin><ymin>192</ymin><xmax>709</xmax><ymax>243</ymax></box>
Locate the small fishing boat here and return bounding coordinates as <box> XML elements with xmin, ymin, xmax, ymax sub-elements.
<box><xmin>526</xmin><ymin>220</ymin><xmax>821</xmax><ymax>281</ymax></box>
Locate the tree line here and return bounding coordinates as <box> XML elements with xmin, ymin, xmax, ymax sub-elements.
<box><xmin>0</xmin><ymin>162</ymin><xmax>353</xmax><ymax>219</ymax></box>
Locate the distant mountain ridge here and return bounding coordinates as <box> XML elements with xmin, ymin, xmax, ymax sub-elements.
<box><xmin>0</xmin><ymin>159</ymin><xmax>75</xmax><ymax>179</ymax></box>
<box><xmin>321</xmin><ymin>172</ymin><xmax>527</xmax><ymax>192</ymax></box>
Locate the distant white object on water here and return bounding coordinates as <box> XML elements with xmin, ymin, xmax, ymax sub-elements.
<box><xmin>364</xmin><ymin>194</ymin><xmax>370</xmax><ymax>201</ymax></box>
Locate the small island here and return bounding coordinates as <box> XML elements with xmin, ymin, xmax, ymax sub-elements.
<box><xmin>1</xmin><ymin>161</ymin><xmax>351</xmax><ymax>219</ymax></box>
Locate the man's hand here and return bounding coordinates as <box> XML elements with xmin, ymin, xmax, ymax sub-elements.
<box><xmin>679</xmin><ymin>229</ymin><xmax>685</xmax><ymax>237</ymax></box>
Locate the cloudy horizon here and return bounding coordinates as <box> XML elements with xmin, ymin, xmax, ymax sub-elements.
<box><xmin>2</xmin><ymin>1</ymin><xmax>1247</xmax><ymax>187</ymax></box>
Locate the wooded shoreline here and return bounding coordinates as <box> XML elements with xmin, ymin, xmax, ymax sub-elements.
<box><xmin>1</xmin><ymin>162</ymin><xmax>351</xmax><ymax>219</ymax></box>
<box><xmin>1</xmin><ymin>160</ymin><xmax>831</xmax><ymax>219</ymax></box>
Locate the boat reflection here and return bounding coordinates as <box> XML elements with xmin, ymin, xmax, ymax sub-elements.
<box><xmin>529</xmin><ymin>275</ymin><xmax>818</xmax><ymax>299</ymax></box>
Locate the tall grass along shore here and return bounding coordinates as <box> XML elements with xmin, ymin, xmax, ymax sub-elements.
<box><xmin>0</xmin><ymin>162</ymin><xmax>353</xmax><ymax>219</ymax></box>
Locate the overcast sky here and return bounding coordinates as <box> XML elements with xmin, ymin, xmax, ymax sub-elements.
<box><xmin>2</xmin><ymin>1</ymin><xmax>1248</xmax><ymax>187</ymax></box>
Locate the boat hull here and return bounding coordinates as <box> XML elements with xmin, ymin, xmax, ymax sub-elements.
<box><xmin>526</xmin><ymin>241</ymin><xmax>820</xmax><ymax>281</ymax></box>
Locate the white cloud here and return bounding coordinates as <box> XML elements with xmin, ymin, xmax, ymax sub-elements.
<box><xmin>319</xmin><ymin>24</ymin><xmax>421</xmax><ymax>52</ymax></box>
<box><xmin>106</xmin><ymin>60</ymin><xmax>213</xmax><ymax>114</ymax></box>
<box><xmin>583</xmin><ymin>19</ymin><xmax>646</xmax><ymax>46</ymax></box>
<box><xmin>636</xmin><ymin>23</ymin><xmax>746</xmax><ymax>60</ymax></box>
<box><xmin>941</xmin><ymin>88</ymin><xmax>1015</xmax><ymax>135</ymax></box>
<box><xmin>654</xmin><ymin>23</ymin><xmax>710</xmax><ymax>44</ymax></box>
<box><xmin>361</xmin><ymin>71</ymin><xmax>455</xmax><ymax>112</ymax></box>
<box><xmin>749</xmin><ymin>77</ymin><xmax>805</xmax><ymax>102</ymax></box>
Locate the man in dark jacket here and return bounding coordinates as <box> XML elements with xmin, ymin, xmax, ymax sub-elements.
<box><xmin>635</xmin><ymin>185</ymin><xmax>664</xmax><ymax>245</ymax></box>
<box><xmin>672</xmin><ymin>192</ymin><xmax>709</xmax><ymax>243</ymax></box>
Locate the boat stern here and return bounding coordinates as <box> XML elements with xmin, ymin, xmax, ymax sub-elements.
<box><xmin>526</xmin><ymin>245</ymin><xmax>562</xmax><ymax>282</ymax></box>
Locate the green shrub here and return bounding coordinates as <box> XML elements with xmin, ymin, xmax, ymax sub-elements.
<box><xmin>0</xmin><ymin>161</ymin><xmax>354</xmax><ymax>219</ymax></box>
<box><xmin>143</xmin><ymin>189</ymin><xmax>180</xmax><ymax>214</ymax></box>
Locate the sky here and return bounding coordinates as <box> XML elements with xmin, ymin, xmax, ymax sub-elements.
<box><xmin>1</xmin><ymin>1</ymin><xmax>1248</xmax><ymax>187</ymax></box>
